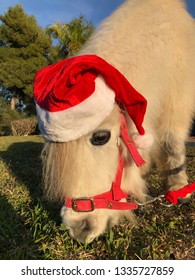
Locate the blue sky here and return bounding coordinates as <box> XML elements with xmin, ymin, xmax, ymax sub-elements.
<box><xmin>0</xmin><ymin>0</ymin><xmax>195</xmax><ymax>28</ymax></box>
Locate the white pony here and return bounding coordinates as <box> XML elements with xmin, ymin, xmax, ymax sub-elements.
<box><xmin>37</xmin><ymin>0</ymin><xmax>195</xmax><ymax>243</ymax></box>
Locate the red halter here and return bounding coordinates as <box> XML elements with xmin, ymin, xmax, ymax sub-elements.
<box><xmin>65</xmin><ymin>113</ymin><xmax>145</xmax><ymax>212</ymax></box>
<box><xmin>65</xmin><ymin>113</ymin><xmax>195</xmax><ymax>212</ymax></box>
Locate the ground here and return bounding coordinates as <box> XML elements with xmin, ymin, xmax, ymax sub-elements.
<box><xmin>0</xmin><ymin>136</ymin><xmax>194</xmax><ymax>260</ymax></box>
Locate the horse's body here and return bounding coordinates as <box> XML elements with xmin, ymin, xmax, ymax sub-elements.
<box><xmin>42</xmin><ymin>0</ymin><xmax>195</xmax><ymax>243</ymax></box>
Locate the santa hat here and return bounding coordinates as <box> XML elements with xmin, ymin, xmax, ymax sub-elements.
<box><xmin>34</xmin><ymin>54</ymin><xmax>153</xmax><ymax>148</ymax></box>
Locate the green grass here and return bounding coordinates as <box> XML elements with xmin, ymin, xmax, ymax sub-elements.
<box><xmin>0</xmin><ymin>136</ymin><xmax>194</xmax><ymax>260</ymax></box>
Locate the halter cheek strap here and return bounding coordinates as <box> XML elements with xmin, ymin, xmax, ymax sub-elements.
<box><xmin>120</xmin><ymin>114</ymin><xmax>145</xmax><ymax>167</ymax></box>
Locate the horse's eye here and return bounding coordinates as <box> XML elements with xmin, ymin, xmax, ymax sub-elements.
<box><xmin>90</xmin><ymin>130</ymin><xmax>111</xmax><ymax>146</ymax></box>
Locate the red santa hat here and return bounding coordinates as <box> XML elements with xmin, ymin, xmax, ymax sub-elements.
<box><xmin>34</xmin><ymin>54</ymin><xmax>152</xmax><ymax>148</ymax></box>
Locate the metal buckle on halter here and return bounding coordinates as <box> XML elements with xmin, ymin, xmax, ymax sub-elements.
<box><xmin>72</xmin><ymin>197</ymin><xmax>95</xmax><ymax>212</ymax></box>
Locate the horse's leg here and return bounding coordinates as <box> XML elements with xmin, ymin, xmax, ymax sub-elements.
<box><xmin>150</xmin><ymin>86</ymin><xmax>194</xmax><ymax>193</ymax></box>
<box><xmin>157</xmin><ymin>133</ymin><xmax>188</xmax><ymax>191</ymax></box>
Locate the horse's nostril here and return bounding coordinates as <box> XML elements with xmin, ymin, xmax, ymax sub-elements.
<box><xmin>68</xmin><ymin>218</ymin><xmax>93</xmax><ymax>243</ymax></box>
<box><xmin>81</xmin><ymin>219</ymin><xmax>91</xmax><ymax>232</ymax></box>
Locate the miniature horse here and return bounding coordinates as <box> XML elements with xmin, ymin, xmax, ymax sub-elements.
<box><xmin>40</xmin><ymin>0</ymin><xmax>195</xmax><ymax>243</ymax></box>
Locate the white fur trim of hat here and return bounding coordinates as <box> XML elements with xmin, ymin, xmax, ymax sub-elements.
<box><xmin>36</xmin><ymin>75</ymin><xmax>115</xmax><ymax>142</ymax></box>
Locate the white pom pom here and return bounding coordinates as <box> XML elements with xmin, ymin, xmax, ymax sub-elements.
<box><xmin>132</xmin><ymin>132</ymin><xmax>154</xmax><ymax>149</ymax></box>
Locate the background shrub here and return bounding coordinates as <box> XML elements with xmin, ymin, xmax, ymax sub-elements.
<box><xmin>0</xmin><ymin>97</ymin><xmax>23</xmax><ymax>136</ymax></box>
<box><xmin>11</xmin><ymin>118</ymin><xmax>38</xmax><ymax>136</ymax></box>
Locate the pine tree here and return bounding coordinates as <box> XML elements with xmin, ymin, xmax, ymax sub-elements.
<box><xmin>0</xmin><ymin>5</ymin><xmax>56</xmax><ymax>110</ymax></box>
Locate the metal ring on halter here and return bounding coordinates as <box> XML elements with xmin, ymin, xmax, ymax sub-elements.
<box><xmin>135</xmin><ymin>194</ymin><xmax>173</xmax><ymax>208</ymax></box>
<box><xmin>158</xmin><ymin>195</ymin><xmax>174</xmax><ymax>208</ymax></box>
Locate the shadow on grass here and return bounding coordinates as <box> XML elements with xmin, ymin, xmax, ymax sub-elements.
<box><xmin>0</xmin><ymin>142</ymin><xmax>43</xmax><ymax>196</ymax></box>
<box><xmin>0</xmin><ymin>142</ymin><xmax>59</xmax><ymax>215</ymax></box>
<box><xmin>0</xmin><ymin>142</ymin><xmax>61</xmax><ymax>258</ymax></box>
<box><xmin>0</xmin><ymin>194</ymin><xmax>40</xmax><ymax>259</ymax></box>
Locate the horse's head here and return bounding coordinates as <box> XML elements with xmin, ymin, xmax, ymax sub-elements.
<box><xmin>42</xmin><ymin>105</ymin><xmax>149</xmax><ymax>243</ymax></box>
<box><xmin>35</xmin><ymin>55</ymin><xmax>150</xmax><ymax>243</ymax></box>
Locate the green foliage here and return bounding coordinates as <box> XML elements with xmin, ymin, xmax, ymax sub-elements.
<box><xmin>0</xmin><ymin>136</ymin><xmax>194</xmax><ymax>260</ymax></box>
<box><xmin>0</xmin><ymin>5</ymin><xmax>55</xmax><ymax>101</ymax></box>
<box><xmin>0</xmin><ymin>7</ymin><xmax>93</xmax><ymax>119</ymax></box>
<box><xmin>47</xmin><ymin>15</ymin><xmax>94</xmax><ymax>58</ymax></box>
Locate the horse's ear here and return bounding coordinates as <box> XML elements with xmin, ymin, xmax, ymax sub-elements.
<box><xmin>132</xmin><ymin>132</ymin><xmax>154</xmax><ymax>150</ymax></box>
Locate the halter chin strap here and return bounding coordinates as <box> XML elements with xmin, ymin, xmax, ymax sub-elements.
<box><xmin>65</xmin><ymin>112</ymin><xmax>145</xmax><ymax>212</ymax></box>
<box><xmin>65</xmin><ymin>112</ymin><xmax>195</xmax><ymax>212</ymax></box>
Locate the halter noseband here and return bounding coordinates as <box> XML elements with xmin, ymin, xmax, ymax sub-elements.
<box><xmin>65</xmin><ymin>112</ymin><xmax>145</xmax><ymax>212</ymax></box>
